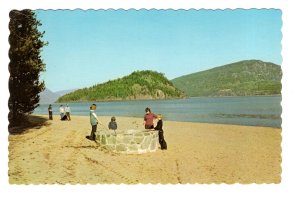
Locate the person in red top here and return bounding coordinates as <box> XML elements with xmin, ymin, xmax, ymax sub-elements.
<box><xmin>144</xmin><ymin>107</ymin><xmax>157</xmax><ymax>129</ymax></box>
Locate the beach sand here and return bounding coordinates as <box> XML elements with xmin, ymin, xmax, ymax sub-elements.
<box><xmin>8</xmin><ymin>115</ymin><xmax>281</xmax><ymax>184</ymax></box>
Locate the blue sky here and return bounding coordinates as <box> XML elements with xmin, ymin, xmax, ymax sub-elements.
<box><xmin>36</xmin><ymin>9</ymin><xmax>282</xmax><ymax>92</ymax></box>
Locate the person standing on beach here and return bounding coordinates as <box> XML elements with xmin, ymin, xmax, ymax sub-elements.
<box><xmin>86</xmin><ymin>104</ymin><xmax>99</xmax><ymax>141</ymax></box>
<box><xmin>144</xmin><ymin>107</ymin><xmax>157</xmax><ymax>129</ymax></box>
<box><xmin>59</xmin><ymin>105</ymin><xmax>65</xmax><ymax>120</ymax></box>
<box><xmin>154</xmin><ymin>114</ymin><xmax>167</xmax><ymax>150</ymax></box>
<box><xmin>65</xmin><ymin>104</ymin><xmax>71</xmax><ymax>121</ymax></box>
<box><xmin>48</xmin><ymin>104</ymin><xmax>53</xmax><ymax>120</ymax></box>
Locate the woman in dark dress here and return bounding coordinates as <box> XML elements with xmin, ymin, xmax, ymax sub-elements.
<box><xmin>154</xmin><ymin>114</ymin><xmax>167</xmax><ymax>150</ymax></box>
<box><xmin>48</xmin><ymin>104</ymin><xmax>53</xmax><ymax>120</ymax></box>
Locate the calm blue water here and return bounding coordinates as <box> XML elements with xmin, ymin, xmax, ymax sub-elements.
<box><xmin>34</xmin><ymin>96</ymin><xmax>282</xmax><ymax>128</ymax></box>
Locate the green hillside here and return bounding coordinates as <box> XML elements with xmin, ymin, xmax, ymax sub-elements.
<box><xmin>172</xmin><ymin>60</ymin><xmax>282</xmax><ymax>96</ymax></box>
<box><xmin>57</xmin><ymin>70</ymin><xmax>185</xmax><ymax>102</ymax></box>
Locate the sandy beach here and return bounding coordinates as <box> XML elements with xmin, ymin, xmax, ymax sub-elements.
<box><xmin>8</xmin><ymin>115</ymin><xmax>281</xmax><ymax>184</ymax></box>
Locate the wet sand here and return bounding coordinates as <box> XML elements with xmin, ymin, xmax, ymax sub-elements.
<box><xmin>8</xmin><ymin>115</ymin><xmax>281</xmax><ymax>184</ymax></box>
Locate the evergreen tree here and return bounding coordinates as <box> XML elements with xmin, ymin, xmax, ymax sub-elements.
<box><xmin>8</xmin><ymin>9</ymin><xmax>47</xmax><ymax>126</ymax></box>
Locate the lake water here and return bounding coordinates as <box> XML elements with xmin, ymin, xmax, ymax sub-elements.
<box><xmin>34</xmin><ymin>96</ymin><xmax>282</xmax><ymax>128</ymax></box>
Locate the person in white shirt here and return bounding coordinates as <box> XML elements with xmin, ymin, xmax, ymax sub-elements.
<box><xmin>86</xmin><ymin>104</ymin><xmax>99</xmax><ymax>141</ymax></box>
<box><xmin>59</xmin><ymin>105</ymin><xmax>65</xmax><ymax>120</ymax></box>
<box><xmin>65</xmin><ymin>104</ymin><xmax>71</xmax><ymax>121</ymax></box>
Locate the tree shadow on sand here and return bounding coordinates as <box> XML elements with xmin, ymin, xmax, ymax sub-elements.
<box><xmin>9</xmin><ymin>115</ymin><xmax>50</xmax><ymax>135</ymax></box>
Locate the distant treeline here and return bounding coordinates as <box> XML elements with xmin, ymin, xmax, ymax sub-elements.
<box><xmin>57</xmin><ymin>70</ymin><xmax>185</xmax><ymax>102</ymax></box>
<box><xmin>172</xmin><ymin>60</ymin><xmax>282</xmax><ymax>96</ymax></box>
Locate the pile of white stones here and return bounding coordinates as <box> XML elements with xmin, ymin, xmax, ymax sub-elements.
<box><xmin>95</xmin><ymin>129</ymin><xmax>159</xmax><ymax>154</ymax></box>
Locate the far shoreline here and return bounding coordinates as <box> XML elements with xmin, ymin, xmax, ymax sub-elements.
<box><xmin>54</xmin><ymin>94</ymin><xmax>282</xmax><ymax>104</ymax></box>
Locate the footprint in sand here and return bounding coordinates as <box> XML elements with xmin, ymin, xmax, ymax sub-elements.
<box><xmin>44</xmin><ymin>153</ymin><xmax>49</xmax><ymax>160</ymax></box>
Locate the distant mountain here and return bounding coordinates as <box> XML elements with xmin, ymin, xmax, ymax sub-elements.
<box><xmin>57</xmin><ymin>70</ymin><xmax>185</xmax><ymax>102</ymax></box>
<box><xmin>171</xmin><ymin>60</ymin><xmax>282</xmax><ymax>96</ymax></box>
<box><xmin>39</xmin><ymin>88</ymin><xmax>60</xmax><ymax>104</ymax></box>
<box><xmin>54</xmin><ymin>89</ymin><xmax>77</xmax><ymax>97</ymax></box>
<box><xmin>39</xmin><ymin>88</ymin><xmax>77</xmax><ymax>104</ymax></box>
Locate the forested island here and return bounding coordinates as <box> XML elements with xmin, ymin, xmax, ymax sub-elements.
<box><xmin>57</xmin><ymin>70</ymin><xmax>185</xmax><ymax>102</ymax></box>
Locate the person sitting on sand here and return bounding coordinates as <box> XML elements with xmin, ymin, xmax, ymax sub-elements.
<box><xmin>108</xmin><ymin>116</ymin><xmax>117</xmax><ymax>130</ymax></box>
<box><xmin>154</xmin><ymin>114</ymin><xmax>167</xmax><ymax>150</ymax></box>
<box><xmin>144</xmin><ymin>107</ymin><xmax>157</xmax><ymax>129</ymax></box>
<box><xmin>86</xmin><ymin>104</ymin><xmax>99</xmax><ymax>141</ymax></box>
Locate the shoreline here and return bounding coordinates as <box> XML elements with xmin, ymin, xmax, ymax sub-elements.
<box><xmin>33</xmin><ymin>113</ymin><xmax>282</xmax><ymax>129</ymax></box>
<box><xmin>9</xmin><ymin>115</ymin><xmax>281</xmax><ymax>184</ymax></box>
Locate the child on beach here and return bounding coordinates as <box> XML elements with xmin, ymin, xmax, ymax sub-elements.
<box><xmin>154</xmin><ymin>114</ymin><xmax>167</xmax><ymax>150</ymax></box>
<box><xmin>144</xmin><ymin>107</ymin><xmax>157</xmax><ymax>129</ymax></box>
<box><xmin>108</xmin><ymin>116</ymin><xmax>117</xmax><ymax>130</ymax></box>
<box><xmin>86</xmin><ymin>104</ymin><xmax>99</xmax><ymax>141</ymax></box>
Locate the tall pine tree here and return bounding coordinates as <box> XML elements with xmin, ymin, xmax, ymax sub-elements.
<box><xmin>8</xmin><ymin>10</ymin><xmax>47</xmax><ymax>127</ymax></box>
